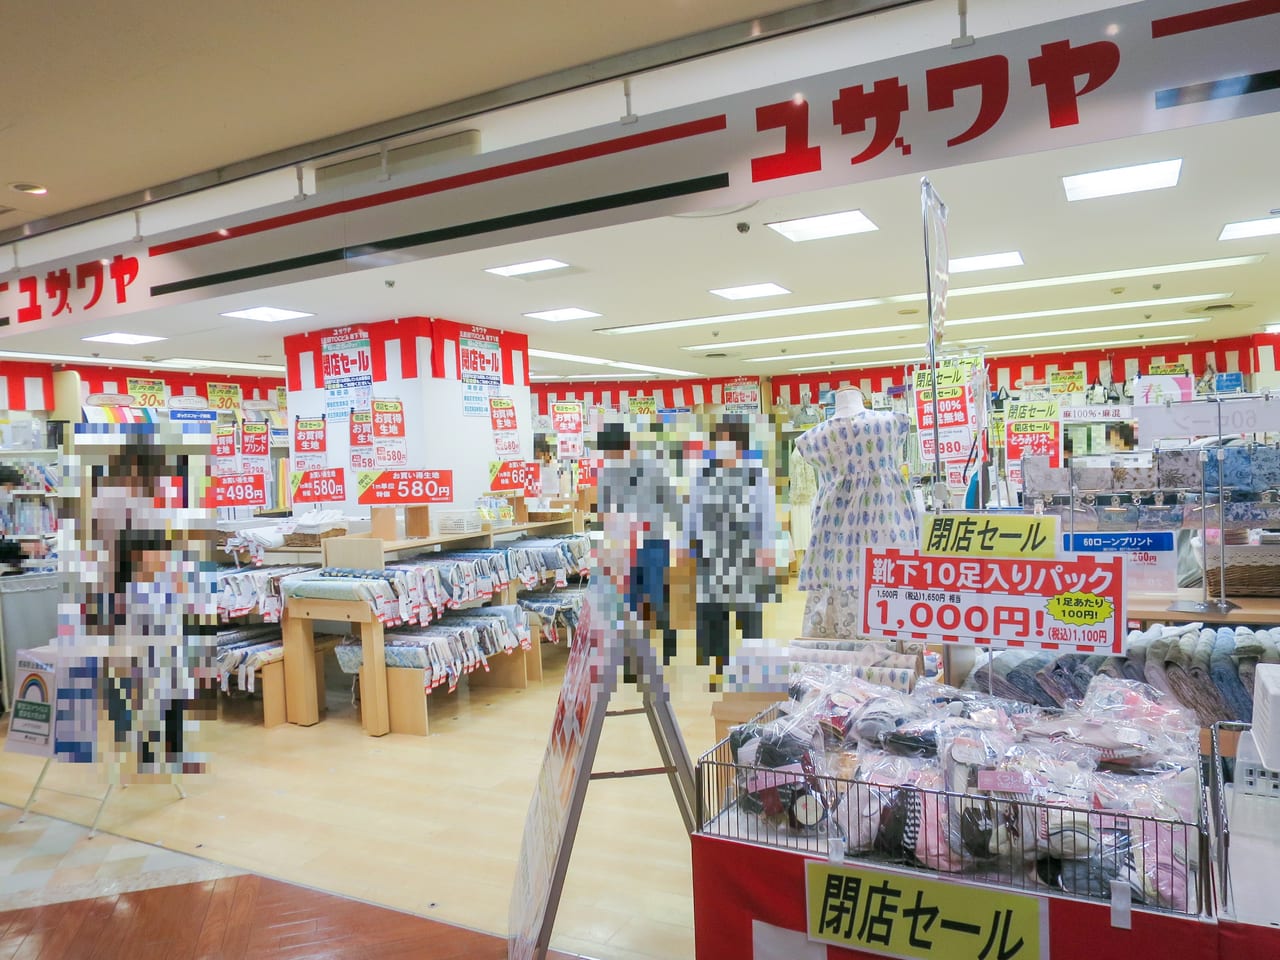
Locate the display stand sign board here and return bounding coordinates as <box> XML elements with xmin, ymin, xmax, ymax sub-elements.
<box><xmin>4</xmin><ymin>646</ymin><xmax>56</xmax><ymax>758</ymax></box>
<box><xmin>723</xmin><ymin>378</ymin><xmax>761</xmax><ymax>414</ymax></box>
<box><xmin>490</xmin><ymin>397</ymin><xmax>521</xmax><ymax>461</ymax></box>
<box><xmin>321</xmin><ymin>328</ymin><xmax>372</xmax><ymax>423</ymax></box>
<box><xmin>293</xmin><ymin>416</ymin><xmax>328</xmax><ymax>473</ymax></box>
<box><xmin>1005</xmin><ymin>400</ymin><xmax>1061</xmax><ymax>487</ymax></box>
<box><xmin>126</xmin><ymin>377</ymin><xmax>166</xmax><ymax>410</ymax></box>
<box><xmin>627</xmin><ymin>396</ymin><xmax>657</xmax><ymax>416</ymax></box>
<box><xmin>1060</xmin><ymin>405</ymin><xmax>1133</xmax><ymax>424</ymax></box>
<box><xmin>1134</xmin><ymin>395</ymin><xmax>1280</xmax><ymax>445</ymax></box>
<box><xmin>861</xmin><ymin>545</ymin><xmax>1125</xmax><ymax>654</ymax></box>
<box><xmin>1050</xmin><ymin>370</ymin><xmax>1086</xmax><ymax>395</ymax></box>
<box><xmin>207</xmin><ymin>382</ymin><xmax>242</xmax><ymax>413</ymax></box>
<box><xmin>291</xmin><ymin>467</ymin><xmax>347</xmax><ymax>503</ymax></box>
<box><xmin>240</xmin><ymin>421</ymin><xmax>270</xmax><ymax>477</ymax></box>
<box><xmin>552</xmin><ymin>402</ymin><xmax>584</xmax><ymax>460</ymax></box>
<box><xmin>913</xmin><ymin>362</ymin><xmax>979</xmax><ymax>471</ymax></box>
<box><xmin>356</xmin><ymin>468</ymin><xmax>453</xmax><ymax>505</ymax></box>
<box><xmin>489</xmin><ymin>459</ymin><xmax>538</xmax><ymax>493</ymax></box>
<box><xmin>1216</xmin><ymin>372</ymin><xmax>1245</xmax><ymax>394</ymax></box>
<box><xmin>349</xmin><ymin>409</ymin><xmax>375</xmax><ymax>471</ymax></box>
<box><xmin>1064</xmin><ymin>531</ymin><xmax>1176</xmax><ymax>597</ymax></box>
<box><xmin>207</xmin><ymin>472</ymin><xmax>268</xmax><ymax>508</ymax></box>
<box><xmin>805</xmin><ymin>860</ymin><xmax>1046</xmax><ymax>960</ymax></box>
<box><xmin>509</xmin><ymin>591</ymin><xmax>696</xmax><ymax>960</ymax></box>
<box><xmin>372</xmin><ymin>399</ymin><xmax>408</xmax><ymax>468</ymax></box>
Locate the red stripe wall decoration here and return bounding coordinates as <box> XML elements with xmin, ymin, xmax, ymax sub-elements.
<box><xmin>529</xmin><ymin>375</ymin><xmax>760</xmax><ymax>416</ymax></box>
<box><xmin>0</xmin><ymin>361</ymin><xmax>55</xmax><ymax>411</ymax></box>
<box><xmin>430</xmin><ymin>318</ymin><xmax>529</xmax><ymax>386</ymax></box>
<box><xmin>62</xmin><ymin>365</ymin><xmax>283</xmax><ymax>402</ymax></box>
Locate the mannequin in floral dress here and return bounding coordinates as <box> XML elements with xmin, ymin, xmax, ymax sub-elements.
<box><xmin>796</xmin><ymin>387</ymin><xmax>918</xmax><ymax>637</ymax></box>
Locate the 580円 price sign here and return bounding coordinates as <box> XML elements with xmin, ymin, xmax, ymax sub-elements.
<box><xmin>805</xmin><ymin>860</ymin><xmax>1044</xmax><ymax>960</ymax></box>
<box><xmin>356</xmin><ymin>469</ymin><xmax>454</xmax><ymax>505</ymax></box>
<box><xmin>859</xmin><ymin>547</ymin><xmax>1125</xmax><ymax>653</ymax></box>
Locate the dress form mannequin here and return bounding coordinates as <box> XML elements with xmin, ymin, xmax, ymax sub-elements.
<box><xmin>795</xmin><ymin>388</ymin><xmax>918</xmax><ymax>638</ymax></box>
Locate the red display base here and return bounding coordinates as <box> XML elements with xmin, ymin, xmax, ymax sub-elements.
<box><xmin>691</xmin><ymin>833</ymin><xmax>1225</xmax><ymax>960</ymax></box>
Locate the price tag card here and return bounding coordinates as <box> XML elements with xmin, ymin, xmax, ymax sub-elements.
<box><xmin>127</xmin><ymin>377</ymin><xmax>167</xmax><ymax>409</ymax></box>
<box><xmin>291</xmin><ymin>467</ymin><xmax>348</xmax><ymax>503</ymax></box>
<box><xmin>356</xmin><ymin>469</ymin><xmax>454</xmax><ymax>505</ymax></box>
<box><xmin>207</xmin><ymin>382</ymin><xmax>243</xmax><ymax>412</ymax></box>
<box><xmin>208</xmin><ymin>473</ymin><xmax>267</xmax><ymax>508</ymax></box>
<box><xmin>489</xmin><ymin>460</ymin><xmax>534</xmax><ymax>492</ymax></box>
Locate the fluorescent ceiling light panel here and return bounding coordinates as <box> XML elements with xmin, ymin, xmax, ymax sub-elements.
<box><xmin>81</xmin><ymin>332</ymin><xmax>167</xmax><ymax>345</ymax></box>
<box><xmin>529</xmin><ymin>374</ymin><xmax>563</xmax><ymax>381</ymax></box>
<box><xmin>485</xmin><ymin>258</ymin><xmax>569</xmax><ymax>277</ymax></box>
<box><xmin>949</xmin><ymin>252</ymin><xmax>1024</xmax><ymax>274</ymax></box>
<box><xmin>1219</xmin><ymin>216</ymin><xmax>1280</xmax><ymax>241</ymax></box>
<box><xmin>765</xmin><ymin>209</ymin><xmax>878</xmax><ymax>242</ymax></box>
<box><xmin>986</xmin><ymin>334</ymin><xmax>1186</xmax><ymax>357</ymax></box>
<box><xmin>683</xmin><ymin>323</ymin><xmax>922</xmax><ymax>352</ymax></box>
<box><xmin>790</xmin><ymin>356</ymin><xmax>919</xmax><ymax>373</ymax></box>
<box><xmin>598</xmin><ymin>297</ymin><xmax>884</xmax><ymax>335</ymax></box>
<box><xmin>950</xmin><ymin>255</ymin><xmax>1262</xmax><ymax>297</ymax></box>
<box><xmin>710</xmin><ymin>282</ymin><xmax>790</xmax><ymax>301</ymax></box>
<box><xmin>527</xmin><ymin>349</ymin><xmax>612</xmax><ymax>365</ymax></box>
<box><xmin>959</xmin><ymin>317</ymin><xmax>1209</xmax><ymax>345</ymax></box>
<box><xmin>947</xmin><ymin>292</ymin><xmax>1230</xmax><ymax>328</ymax></box>
<box><xmin>745</xmin><ymin>343</ymin><xmax>921</xmax><ymax>364</ymax></box>
<box><xmin>163</xmin><ymin>358</ymin><xmax>287</xmax><ymax>372</ymax></box>
<box><xmin>219</xmin><ymin>306</ymin><xmax>315</xmax><ymax>323</ymax></box>
<box><xmin>610</xmin><ymin>361</ymin><xmax>699</xmax><ymax>377</ymax></box>
<box><xmin>1062</xmin><ymin>159</ymin><xmax>1182</xmax><ymax>201</ymax></box>
<box><xmin>523</xmin><ymin>307</ymin><xmax>601</xmax><ymax>322</ymax></box>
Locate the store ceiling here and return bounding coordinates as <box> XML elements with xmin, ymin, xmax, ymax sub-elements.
<box><xmin>6</xmin><ymin>109</ymin><xmax>1278</xmax><ymax>383</ymax></box>
<box><xmin>0</xmin><ymin>0</ymin><xmax>828</xmax><ymax>236</ymax></box>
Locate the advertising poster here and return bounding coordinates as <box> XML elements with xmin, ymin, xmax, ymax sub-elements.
<box><xmin>275</xmin><ymin>386</ymin><xmax>288</xmax><ymax>414</ymax></box>
<box><xmin>552</xmin><ymin>401</ymin><xmax>585</xmax><ymax>460</ymax></box>
<box><xmin>860</xmin><ymin>546</ymin><xmax>1125</xmax><ymax>654</ymax></box>
<box><xmin>627</xmin><ymin>396</ymin><xmax>657</xmax><ymax>416</ymax></box>
<box><xmin>463</xmin><ymin>382</ymin><xmax>496</xmax><ymax>418</ymax></box>
<box><xmin>349</xmin><ymin>408</ymin><xmax>376</xmax><ymax>471</ymax></box>
<box><xmin>372</xmin><ymin>398</ymin><xmax>408</xmax><ymax>468</ymax></box>
<box><xmin>126</xmin><ymin>377</ymin><xmax>166</xmax><ymax>410</ymax></box>
<box><xmin>489</xmin><ymin>460</ymin><xmax>539</xmax><ymax>493</ymax></box>
<box><xmin>1004</xmin><ymin>399</ymin><xmax>1062</xmax><ymax>486</ymax></box>
<box><xmin>1149</xmin><ymin>362</ymin><xmax>1188</xmax><ymax>376</ymax></box>
<box><xmin>293</xmin><ymin>415</ymin><xmax>329</xmax><ymax>473</ymax></box>
<box><xmin>207</xmin><ymin>382</ymin><xmax>242</xmax><ymax>413</ymax></box>
<box><xmin>913</xmin><ymin>364</ymin><xmax>977</xmax><ymax>466</ymax></box>
<box><xmin>459</xmin><ymin>329</ymin><xmax>503</xmax><ymax>386</ymax></box>
<box><xmin>212</xmin><ymin>422</ymin><xmax>240</xmax><ymax>477</ymax></box>
<box><xmin>490</xmin><ymin>396</ymin><xmax>521</xmax><ymax>461</ymax></box>
<box><xmin>208</xmin><ymin>472</ymin><xmax>268</xmax><ymax>509</ymax></box>
<box><xmin>723</xmin><ymin>377</ymin><xmax>761</xmax><ymax>414</ymax></box>
<box><xmin>321</xmin><ymin>327</ymin><xmax>372</xmax><ymax>423</ymax></box>
<box><xmin>290</xmin><ymin>467</ymin><xmax>347</xmax><ymax>504</ymax></box>
<box><xmin>356</xmin><ymin>469</ymin><xmax>454</xmax><ymax>505</ymax></box>
<box><xmin>4</xmin><ymin>648</ymin><xmax>56</xmax><ymax>758</ymax></box>
<box><xmin>240</xmin><ymin>420</ymin><xmax>271</xmax><ymax>477</ymax></box>
<box><xmin>1132</xmin><ymin>374</ymin><xmax>1194</xmax><ymax>406</ymax></box>
<box><xmin>1050</xmin><ymin>370</ymin><xmax>1086</xmax><ymax>395</ymax></box>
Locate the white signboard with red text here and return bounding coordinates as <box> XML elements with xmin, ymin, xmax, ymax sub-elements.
<box><xmin>356</xmin><ymin>469</ymin><xmax>454</xmax><ymax>505</ymax></box>
<box><xmin>490</xmin><ymin>396</ymin><xmax>521</xmax><ymax>461</ymax></box>
<box><xmin>293</xmin><ymin>416</ymin><xmax>329</xmax><ymax>473</ymax></box>
<box><xmin>722</xmin><ymin>378</ymin><xmax>761</xmax><ymax>414</ymax></box>
<box><xmin>371</xmin><ymin>398</ymin><xmax>408</xmax><ymax>468</ymax></box>
<box><xmin>552</xmin><ymin>401</ymin><xmax>585</xmax><ymax>460</ymax></box>
<box><xmin>321</xmin><ymin>328</ymin><xmax>372</xmax><ymax>424</ymax></box>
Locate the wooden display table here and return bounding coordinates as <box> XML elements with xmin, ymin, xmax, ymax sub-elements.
<box><xmin>284</xmin><ymin>596</ymin><xmax>389</xmax><ymax>735</ymax></box>
<box><xmin>1127</xmin><ymin>589</ymin><xmax>1280</xmax><ymax>626</ymax></box>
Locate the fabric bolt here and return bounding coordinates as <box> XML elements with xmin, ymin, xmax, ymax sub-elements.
<box><xmin>1211</xmin><ymin>627</ymin><xmax>1253</xmax><ymax>722</ymax></box>
<box><xmin>1143</xmin><ymin>635</ymin><xmax>1175</xmax><ymax>695</ymax></box>
<box><xmin>1163</xmin><ymin>630</ymin><xmax>1230</xmax><ymax>725</ymax></box>
<box><xmin>795</xmin><ymin>411</ymin><xmax>917</xmax><ymax>637</ymax></box>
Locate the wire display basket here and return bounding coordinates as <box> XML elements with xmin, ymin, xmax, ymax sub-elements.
<box><xmin>697</xmin><ymin>706</ymin><xmax>1211</xmax><ymax>918</ymax></box>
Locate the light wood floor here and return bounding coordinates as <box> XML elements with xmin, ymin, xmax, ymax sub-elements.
<box><xmin>0</xmin><ymin>583</ymin><xmax>807</xmax><ymax>960</ymax></box>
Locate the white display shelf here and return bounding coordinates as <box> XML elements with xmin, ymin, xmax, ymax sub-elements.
<box><xmin>0</xmin><ymin>448</ymin><xmax>60</xmax><ymax>459</ymax></box>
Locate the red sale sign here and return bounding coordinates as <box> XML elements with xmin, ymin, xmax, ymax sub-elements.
<box><xmin>212</xmin><ymin>424</ymin><xmax>237</xmax><ymax>459</ymax></box>
<box><xmin>577</xmin><ymin>456</ymin><xmax>601</xmax><ymax>488</ymax></box>
<box><xmin>291</xmin><ymin>467</ymin><xmax>347</xmax><ymax>503</ymax></box>
<box><xmin>489</xmin><ymin>460</ymin><xmax>537</xmax><ymax>492</ymax></box>
<box><xmin>241</xmin><ymin>421</ymin><xmax>269</xmax><ymax>458</ymax></box>
<box><xmin>207</xmin><ymin>473</ymin><xmax>267</xmax><ymax>508</ymax></box>
<box><xmin>860</xmin><ymin>547</ymin><xmax>1125</xmax><ymax>653</ymax></box>
<box><xmin>371</xmin><ymin>399</ymin><xmax>406</xmax><ymax>438</ymax></box>
<box><xmin>294</xmin><ymin>417</ymin><xmax>327</xmax><ymax>455</ymax></box>
<box><xmin>356</xmin><ymin>469</ymin><xmax>454</xmax><ymax>505</ymax></box>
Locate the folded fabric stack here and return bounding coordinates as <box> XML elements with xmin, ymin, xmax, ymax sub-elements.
<box><xmin>724</xmin><ymin>669</ymin><xmax>1202</xmax><ymax>913</ymax></box>
<box><xmin>506</xmin><ymin>535</ymin><xmax>591</xmax><ymax>589</ymax></box>
<box><xmin>216</xmin><ymin>624</ymin><xmax>286</xmax><ymax>693</ymax></box>
<box><xmin>218</xmin><ymin>564</ymin><xmax>316</xmax><ymax>621</ymax></box>
<box><xmin>334</xmin><ymin>605</ymin><xmax>531</xmax><ymax>694</ymax></box>
<box><xmin>518</xmin><ymin>586</ymin><xmax>589</xmax><ymax>644</ymax></box>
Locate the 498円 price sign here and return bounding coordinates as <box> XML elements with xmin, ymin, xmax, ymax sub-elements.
<box><xmin>859</xmin><ymin>547</ymin><xmax>1125</xmax><ymax>653</ymax></box>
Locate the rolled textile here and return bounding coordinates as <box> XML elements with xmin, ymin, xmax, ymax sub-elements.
<box><xmin>1239</xmin><ymin>658</ymin><xmax>1258</xmax><ymax>699</ymax></box>
<box><xmin>1234</xmin><ymin>626</ymin><xmax>1264</xmax><ymax>662</ymax></box>
<box><xmin>1143</xmin><ymin>634</ymin><xmax>1175</xmax><ymax>695</ymax></box>
<box><xmin>1098</xmin><ymin>657</ymin><xmax>1129</xmax><ymax>680</ymax></box>
<box><xmin>1003</xmin><ymin>653</ymin><xmax>1058</xmax><ymax>707</ymax></box>
<box><xmin>1036</xmin><ymin>655</ymin><xmax>1091</xmax><ymax>706</ymax></box>
<box><xmin>965</xmin><ymin>650</ymin><xmax>1041</xmax><ymax>703</ymax></box>
<box><xmin>1260</xmin><ymin>629</ymin><xmax>1280</xmax><ymax>665</ymax></box>
<box><xmin>1164</xmin><ymin>629</ymin><xmax>1230</xmax><ymax>726</ymax></box>
<box><xmin>1125</xmin><ymin>630</ymin><xmax>1153</xmax><ymax>683</ymax></box>
<box><xmin>1211</xmin><ymin>627</ymin><xmax>1252</xmax><ymax>722</ymax></box>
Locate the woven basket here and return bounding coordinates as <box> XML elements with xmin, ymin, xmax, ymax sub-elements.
<box><xmin>283</xmin><ymin>527</ymin><xmax>347</xmax><ymax>547</ymax></box>
<box><xmin>1195</xmin><ymin>539</ymin><xmax>1280</xmax><ymax>597</ymax></box>
<box><xmin>527</xmin><ymin>511</ymin><xmax>572</xmax><ymax>523</ymax></box>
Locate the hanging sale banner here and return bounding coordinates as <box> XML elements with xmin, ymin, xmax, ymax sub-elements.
<box><xmin>321</xmin><ymin>328</ymin><xmax>372</xmax><ymax>424</ymax></box>
<box><xmin>1005</xmin><ymin>399</ymin><xmax>1062</xmax><ymax>486</ymax></box>
<box><xmin>371</xmin><ymin>398</ymin><xmax>408</xmax><ymax>468</ymax></box>
<box><xmin>208</xmin><ymin>472</ymin><xmax>268</xmax><ymax>509</ymax></box>
<box><xmin>212</xmin><ymin>422</ymin><xmax>240</xmax><ymax>477</ymax></box>
<box><xmin>459</xmin><ymin>329</ymin><xmax>503</xmax><ymax>386</ymax></box>
<box><xmin>290</xmin><ymin>467</ymin><xmax>348</xmax><ymax>504</ymax></box>
<box><xmin>356</xmin><ymin>469</ymin><xmax>454</xmax><ymax>505</ymax></box>
<box><xmin>722</xmin><ymin>377</ymin><xmax>761</xmax><ymax>414</ymax></box>
<box><xmin>293</xmin><ymin>416</ymin><xmax>328</xmax><ymax>473</ymax></box>
<box><xmin>1050</xmin><ymin>370</ymin><xmax>1086</xmax><ymax>395</ymax></box>
<box><xmin>126</xmin><ymin>377</ymin><xmax>166</xmax><ymax>409</ymax></box>
<box><xmin>490</xmin><ymin>396</ymin><xmax>521</xmax><ymax>461</ymax></box>
<box><xmin>627</xmin><ymin>396</ymin><xmax>657</xmax><ymax>416</ymax></box>
<box><xmin>913</xmin><ymin>364</ymin><xmax>978</xmax><ymax>465</ymax></box>
<box><xmin>275</xmin><ymin>386</ymin><xmax>288</xmax><ymax>414</ymax></box>
<box><xmin>860</xmin><ymin>546</ymin><xmax>1125</xmax><ymax>653</ymax></box>
<box><xmin>552</xmin><ymin>401</ymin><xmax>584</xmax><ymax>460</ymax></box>
<box><xmin>240</xmin><ymin>420</ymin><xmax>271</xmax><ymax>477</ymax></box>
<box><xmin>349</xmin><ymin>408</ymin><xmax>376</xmax><ymax>471</ymax></box>
<box><xmin>207</xmin><ymin>382</ymin><xmax>242</xmax><ymax>413</ymax></box>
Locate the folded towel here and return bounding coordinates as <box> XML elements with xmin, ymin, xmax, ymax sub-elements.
<box><xmin>1239</xmin><ymin>658</ymin><xmax>1259</xmax><ymax>698</ymax></box>
<box><xmin>1144</xmin><ymin>635</ymin><xmax>1175</xmax><ymax>695</ymax></box>
<box><xmin>1212</xmin><ymin>627</ymin><xmax>1253</xmax><ymax>722</ymax></box>
<box><xmin>1004</xmin><ymin>654</ymin><xmax>1059</xmax><ymax>707</ymax></box>
<box><xmin>1164</xmin><ymin>630</ymin><xmax>1230</xmax><ymax>725</ymax></box>
<box><xmin>1234</xmin><ymin>626</ymin><xmax>1264</xmax><ymax>661</ymax></box>
<box><xmin>1260</xmin><ymin>629</ymin><xmax>1280</xmax><ymax>665</ymax></box>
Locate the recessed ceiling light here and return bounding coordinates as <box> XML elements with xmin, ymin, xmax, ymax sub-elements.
<box><xmin>486</xmin><ymin>258</ymin><xmax>570</xmax><ymax>277</ymax></box>
<box><xmin>81</xmin><ymin>332</ymin><xmax>168</xmax><ymax>346</ymax></box>
<box><xmin>523</xmin><ymin>307</ymin><xmax>601</xmax><ymax>322</ymax></box>
<box><xmin>682</xmin><ymin>323</ymin><xmax>921</xmax><ymax>352</ymax></box>
<box><xmin>527</xmin><ymin>349</ymin><xmax>611</xmax><ymax>365</ymax></box>
<box><xmin>1062</xmin><ymin>159</ymin><xmax>1182</xmax><ymax>201</ymax></box>
<box><xmin>9</xmin><ymin>182</ymin><xmax>48</xmax><ymax>196</ymax></box>
<box><xmin>765</xmin><ymin>209</ymin><xmax>879</xmax><ymax>242</ymax></box>
<box><xmin>947</xmin><ymin>292</ymin><xmax>1230</xmax><ymax>328</ymax></box>
<box><xmin>529</xmin><ymin>374</ymin><xmax>563</xmax><ymax>380</ymax></box>
<box><xmin>1219</xmin><ymin>216</ymin><xmax>1280</xmax><ymax>241</ymax></box>
<box><xmin>710</xmin><ymin>282</ymin><xmax>791</xmax><ymax>301</ymax></box>
<box><xmin>745</xmin><ymin>342</ymin><xmax>922</xmax><ymax>364</ymax></box>
<box><xmin>220</xmin><ymin>306</ymin><xmax>315</xmax><ymax>323</ymax></box>
<box><xmin>985</xmin><ymin>334</ymin><xmax>1187</xmax><ymax>357</ymax></box>
<box><xmin>949</xmin><ymin>252</ymin><xmax>1024</xmax><ymax>274</ymax></box>
<box><xmin>1266</xmin><ymin>323</ymin><xmax>1280</xmax><ymax>334</ymax></box>
<box><xmin>790</xmin><ymin>356</ymin><xmax>920</xmax><ymax>373</ymax></box>
<box><xmin>959</xmin><ymin>317</ymin><xmax>1209</xmax><ymax>345</ymax></box>
<box><xmin>595</xmin><ymin>256</ymin><xmax>1261</xmax><ymax>337</ymax></box>
<box><xmin>610</xmin><ymin>361</ymin><xmax>699</xmax><ymax>376</ymax></box>
<box><xmin>163</xmin><ymin>358</ymin><xmax>287</xmax><ymax>372</ymax></box>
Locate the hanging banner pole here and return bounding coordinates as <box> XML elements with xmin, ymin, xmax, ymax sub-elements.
<box><xmin>921</xmin><ymin>177</ymin><xmax>950</xmax><ymax>509</ymax></box>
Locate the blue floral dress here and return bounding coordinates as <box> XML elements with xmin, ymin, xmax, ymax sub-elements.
<box><xmin>795</xmin><ymin>411</ymin><xmax>919</xmax><ymax>637</ymax></box>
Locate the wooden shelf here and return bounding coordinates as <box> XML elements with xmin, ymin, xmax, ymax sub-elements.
<box><xmin>0</xmin><ymin>449</ymin><xmax>59</xmax><ymax>459</ymax></box>
<box><xmin>1127</xmin><ymin>589</ymin><xmax>1280</xmax><ymax>626</ymax></box>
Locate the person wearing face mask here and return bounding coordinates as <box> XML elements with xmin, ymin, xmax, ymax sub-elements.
<box><xmin>682</xmin><ymin>416</ymin><xmax>779</xmax><ymax>688</ymax></box>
